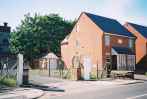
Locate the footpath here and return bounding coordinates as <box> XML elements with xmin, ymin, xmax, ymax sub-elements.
<box><xmin>0</xmin><ymin>87</ymin><xmax>44</xmax><ymax>99</ymax></box>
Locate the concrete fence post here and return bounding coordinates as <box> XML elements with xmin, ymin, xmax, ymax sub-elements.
<box><xmin>17</xmin><ymin>53</ymin><xmax>23</xmax><ymax>86</ymax></box>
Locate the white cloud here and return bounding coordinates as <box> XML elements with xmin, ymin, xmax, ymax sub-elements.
<box><xmin>126</xmin><ymin>15</ymin><xmax>147</xmax><ymax>26</ymax></box>
<box><xmin>100</xmin><ymin>0</ymin><xmax>132</xmax><ymax>17</ymax></box>
<box><xmin>95</xmin><ymin>0</ymin><xmax>147</xmax><ymax>26</ymax></box>
<box><xmin>0</xmin><ymin>0</ymin><xmax>147</xmax><ymax>29</ymax></box>
<box><xmin>96</xmin><ymin>0</ymin><xmax>134</xmax><ymax>24</ymax></box>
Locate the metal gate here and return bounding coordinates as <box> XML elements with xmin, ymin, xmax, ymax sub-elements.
<box><xmin>29</xmin><ymin>58</ymin><xmax>70</xmax><ymax>84</ymax></box>
<box><xmin>0</xmin><ymin>55</ymin><xmax>18</xmax><ymax>84</ymax></box>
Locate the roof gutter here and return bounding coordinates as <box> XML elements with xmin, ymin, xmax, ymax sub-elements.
<box><xmin>105</xmin><ymin>32</ymin><xmax>136</xmax><ymax>39</ymax></box>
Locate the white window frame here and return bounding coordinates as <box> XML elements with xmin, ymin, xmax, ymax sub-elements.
<box><xmin>76</xmin><ymin>24</ymin><xmax>80</xmax><ymax>32</ymax></box>
<box><xmin>129</xmin><ymin>39</ymin><xmax>134</xmax><ymax>48</ymax></box>
<box><xmin>76</xmin><ymin>40</ymin><xmax>80</xmax><ymax>48</ymax></box>
<box><xmin>105</xmin><ymin>35</ymin><xmax>110</xmax><ymax>46</ymax></box>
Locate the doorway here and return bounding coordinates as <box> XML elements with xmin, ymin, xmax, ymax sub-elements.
<box><xmin>112</xmin><ymin>55</ymin><xmax>117</xmax><ymax>70</ymax></box>
<box><xmin>83</xmin><ymin>56</ymin><xmax>92</xmax><ymax>80</ymax></box>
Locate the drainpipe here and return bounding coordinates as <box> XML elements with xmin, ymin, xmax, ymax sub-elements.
<box><xmin>97</xmin><ymin>60</ymin><xmax>99</xmax><ymax>79</ymax></box>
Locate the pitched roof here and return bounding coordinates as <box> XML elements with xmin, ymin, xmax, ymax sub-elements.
<box><xmin>85</xmin><ymin>12</ymin><xmax>135</xmax><ymax>37</ymax></box>
<box><xmin>43</xmin><ymin>52</ymin><xmax>59</xmax><ymax>59</ymax></box>
<box><xmin>112</xmin><ymin>47</ymin><xmax>135</xmax><ymax>55</ymax></box>
<box><xmin>61</xmin><ymin>34</ymin><xmax>70</xmax><ymax>44</ymax></box>
<box><xmin>128</xmin><ymin>23</ymin><xmax>147</xmax><ymax>39</ymax></box>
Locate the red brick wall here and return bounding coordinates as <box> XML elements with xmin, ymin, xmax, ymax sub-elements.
<box><xmin>105</xmin><ymin>35</ymin><xmax>129</xmax><ymax>52</ymax></box>
<box><xmin>124</xmin><ymin>23</ymin><xmax>147</xmax><ymax>63</ymax></box>
<box><xmin>61</xmin><ymin>12</ymin><xmax>104</xmax><ymax>69</ymax></box>
<box><xmin>103</xmin><ymin>34</ymin><xmax>131</xmax><ymax>65</ymax></box>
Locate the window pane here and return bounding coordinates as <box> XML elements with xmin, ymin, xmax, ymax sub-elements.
<box><xmin>105</xmin><ymin>35</ymin><xmax>110</xmax><ymax>46</ymax></box>
<box><xmin>76</xmin><ymin>40</ymin><xmax>80</xmax><ymax>48</ymax></box>
<box><xmin>129</xmin><ymin>39</ymin><xmax>134</xmax><ymax>48</ymax></box>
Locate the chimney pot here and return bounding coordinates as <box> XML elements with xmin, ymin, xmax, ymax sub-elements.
<box><xmin>4</xmin><ymin>22</ymin><xmax>8</xmax><ymax>27</ymax></box>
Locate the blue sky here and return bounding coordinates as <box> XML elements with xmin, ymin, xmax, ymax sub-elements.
<box><xmin>0</xmin><ymin>0</ymin><xmax>147</xmax><ymax>29</ymax></box>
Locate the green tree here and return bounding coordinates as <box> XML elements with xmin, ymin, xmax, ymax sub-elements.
<box><xmin>10</xmin><ymin>13</ymin><xmax>75</xmax><ymax>67</ymax></box>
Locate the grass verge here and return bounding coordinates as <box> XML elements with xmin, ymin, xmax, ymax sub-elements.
<box><xmin>0</xmin><ymin>77</ymin><xmax>16</xmax><ymax>87</ymax></box>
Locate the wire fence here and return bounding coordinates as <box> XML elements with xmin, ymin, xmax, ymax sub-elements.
<box><xmin>0</xmin><ymin>56</ymin><xmax>17</xmax><ymax>80</ymax></box>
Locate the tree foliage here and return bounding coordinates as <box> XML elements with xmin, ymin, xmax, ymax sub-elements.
<box><xmin>10</xmin><ymin>13</ymin><xmax>75</xmax><ymax>61</ymax></box>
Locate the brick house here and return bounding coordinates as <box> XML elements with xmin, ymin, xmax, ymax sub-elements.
<box><xmin>61</xmin><ymin>12</ymin><xmax>136</xmax><ymax>78</ymax></box>
<box><xmin>0</xmin><ymin>22</ymin><xmax>11</xmax><ymax>69</ymax></box>
<box><xmin>124</xmin><ymin>23</ymin><xmax>147</xmax><ymax>64</ymax></box>
<box><xmin>0</xmin><ymin>22</ymin><xmax>11</xmax><ymax>58</ymax></box>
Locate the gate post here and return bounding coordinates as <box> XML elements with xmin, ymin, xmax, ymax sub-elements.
<box><xmin>17</xmin><ymin>53</ymin><xmax>23</xmax><ymax>86</ymax></box>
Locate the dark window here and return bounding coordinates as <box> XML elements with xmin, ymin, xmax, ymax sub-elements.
<box><xmin>3</xmin><ymin>39</ymin><xmax>9</xmax><ymax>45</ymax></box>
<box><xmin>0</xmin><ymin>47</ymin><xmax>2</xmax><ymax>52</ymax></box>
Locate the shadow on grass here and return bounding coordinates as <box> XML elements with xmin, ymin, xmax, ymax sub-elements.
<box><xmin>21</xmin><ymin>83</ymin><xmax>65</xmax><ymax>92</ymax></box>
<box><xmin>0</xmin><ymin>85</ymin><xmax>15</xmax><ymax>93</ymax></box>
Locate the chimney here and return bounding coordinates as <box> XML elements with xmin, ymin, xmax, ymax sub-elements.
<box><xmin>3</xmin><ymin>22</ymin><xmax>8</xmax><ymax>27</ymax></box>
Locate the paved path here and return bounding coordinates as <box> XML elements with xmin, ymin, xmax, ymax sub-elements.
<box><xmin>29</xmin><ymin>75</ymin><xmax>65</xmax><ymax>85</ymax></box>
<box><xmin>0</xmin><ymin>88</ymin><xmax>44</xmax><ymax>99</ymax></box>
<box><xmin>135</xmin><ymin>74</ymin><xmax>147</xmax><ymax>81</ymax></box>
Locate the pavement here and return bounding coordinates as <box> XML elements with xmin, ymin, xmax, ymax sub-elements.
<box><xmin>0</xmin><ymin>74</ymin><xmax>146</xmax><ymax>99</ymax></box>
<box><xmin>0</xmin><ymin>88</ymin><xmax>44</xmax><ymax>99</ymax></box>
<box><xmin>134</xmin><ymin>74</ymin><xmax>147</xmax><ymax>81</ymax></box>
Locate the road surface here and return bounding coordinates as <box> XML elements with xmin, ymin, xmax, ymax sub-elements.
<box><xmin>49</xmin><ymin>81</ymin><xmax>147</xmax><ymax>99</ymax></box>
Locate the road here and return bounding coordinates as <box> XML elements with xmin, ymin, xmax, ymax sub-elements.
<box><xmin>49</xmin><ymin>81</ymin><xmax>147</xmax><ymax>99</ymax></box>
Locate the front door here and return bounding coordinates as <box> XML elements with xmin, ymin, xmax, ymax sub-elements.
<box><xmin>83</xmin><ymin>56</ymin><xmax>92</xmax><ymax>80</ymax></box>
<box><xmin>112</xmin><ymin>55</ymin><xmax>117</xmax><ymax>70</ymax></box>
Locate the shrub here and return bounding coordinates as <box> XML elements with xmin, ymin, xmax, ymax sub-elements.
<box><xmin>145</xmin><ymin>72</ymin><xmax>147</xmax><ymax>76</ymax></box>
<box><xmin>0</xmin><ymin>77</ymin><xmax>16</xmax><ymax>87</ymax></box>
<box><xmin>90</xmin><ymin>73</ymin><xmax>97</xmax><ymax>80</ymax></box>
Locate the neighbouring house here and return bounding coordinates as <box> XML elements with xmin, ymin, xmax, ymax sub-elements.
<box><xmin>124</xmin><ymin>23</ymin><xmax>147</xmax><ymax>63</ymax></box>
<box><xmin>0</xmin><ymin>22</ymin><xmax>11</xmax><ymax>59</ymax></box>
<box><xmin>61</xmin><ymin>12</ymin><xmax>136</xmax><ymax>78</ymax></box>
<box><xmin>34</xmin><ymin>52</ymin><xmax>59</xmax><ymax>69</ymax></box>
<box><xmin>124</xmin><ymin>23</ymin><xmax>147</xmax><ymax>72</ymax></box>
<box><xmin>0</xmin><ymin>22</ymin><xmax>12</xmax><ymax>69</ymax></box>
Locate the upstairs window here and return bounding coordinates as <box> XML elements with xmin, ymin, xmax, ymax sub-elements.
<box><xmin>3</xmin><ymin>39</ymin><xmax>9</xmax><ymax>45</ymax></box>
<box><xmin>76</xmin><ymin>40</ymin><xmax>80</xmax><ymax>48</ymax></box>
<box><xmin>105</xmin><ymin>35</ymin><xmax>110</xmax><ymax>46</ymax></box>
<box><xmin>118</xmin><ymin>39</ymin><xmax>123</xmax><ymax>44</ymax></box>
<box><xmin>129</xmin><ymin>39</ymin><xmax>134</xmax><ymax>49</ymax></box>
<box><xmin>76</xmin><ymin>24</ymin><xmax>80</xmax><ymax>32</ymax></box>
<box><xmin>96</xmin><ymin>36</ymin><xmax>99</xmax><ymax>45</ymax></box>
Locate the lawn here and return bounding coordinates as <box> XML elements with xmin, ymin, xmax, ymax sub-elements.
<box><xmin>0</xmin><ymin>76</ymin><xmax>16</xmax><ymax>87</ymax></box>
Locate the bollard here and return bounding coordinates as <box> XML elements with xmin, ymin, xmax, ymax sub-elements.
<box><xmin>23</xmin><ymin>63</ymin><xmax>29</xmax><ymax>85</ymax></box>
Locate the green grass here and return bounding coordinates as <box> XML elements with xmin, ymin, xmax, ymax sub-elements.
<box><xmin>145</xmin><ymin>72</ymin><xmax>147</xmax><ymax>76</ymax></box>
<box><xmin>30</xmin><ymin>69</ymin><xmax>71</xmax><ymax>79</ymax></box>
<box><xmin>0</xmin><ymin>77</ymin><xmax>16</xmax><ymax>87</ymax></box>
